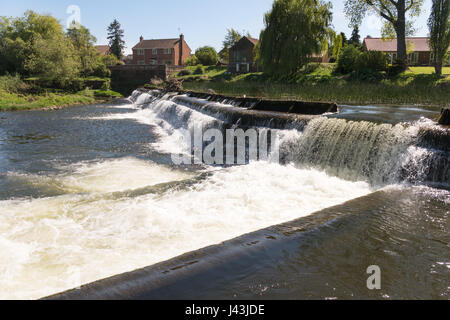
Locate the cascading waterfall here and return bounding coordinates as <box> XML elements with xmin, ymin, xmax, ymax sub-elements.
<box><xmin>131</xmin><ymin>90</ymin><xmax>450</xmax><ymax>188</ymax></box>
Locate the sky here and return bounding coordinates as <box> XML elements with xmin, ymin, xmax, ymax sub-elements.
<box><xmin>0</xmin><ymin>0</ymin><xmax>433</xmax><ymax>54</ymax></box>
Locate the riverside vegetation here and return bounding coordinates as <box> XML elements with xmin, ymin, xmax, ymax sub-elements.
<box><xmin>0</xmin><ymin>11</ymin><xmax>123</xmax><ymax>111</ymax></box>
<box><xmin>172</xmin><ymin>64</ymin><xmax>450</xmax><ymax>107</ymax></box>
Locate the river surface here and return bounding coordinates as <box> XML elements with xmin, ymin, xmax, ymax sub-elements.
<box><xmin>0</xmin><ymin>92</ymin><xmax>448</xmax><ymax>300</ymax></box>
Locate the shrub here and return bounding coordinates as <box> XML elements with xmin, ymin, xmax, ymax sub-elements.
<box><xmin>387</xmin><ymin>59</ymin><xmax>406</xmax><ymax>77</ymax></box>
<box><xmin>185</xmin><ymin>55</ymin><xmax>200</xmax><ymax>66</ymax></box>
<box><xmin>357</xmin><ymin>51</ymin><xmax>388</xmax><ymax>72</ymax></box>
<box><xmin>194</xmin><ymin>46</ymin><xmax>219</xmax><ymax>66</ymax></box>
<box><xmin>0</xmin><ymin>74</ymin><xmax>30</xmax><ymax>93</ymax></box>
<box><xmin>178</xmin><ymin>69</ymin><xmax>193</xmax><ymax>76</ymax></box>
<box><xmin>193</xmin><ymin>65</ymin><xmax>205</xmax><ymax>75</ymax></box>
<box><xmin>336</xmin><ymin>45</ymin><xmax>362</xmax><ymax>74</ymax></box>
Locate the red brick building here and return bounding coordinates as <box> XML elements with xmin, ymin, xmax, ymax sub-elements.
<box><xmin>228</xmin><ymin>36</ymin><xmax>260</xmax><ymax>73</ymax></box>
<box><xmin>131</xmin><ymin>34</ymin><xmax>191</xmax><ymax>66</ymax></box>
<box><xmin>363</xmin><ymin>37</ymin><xmax>450</xmax><ymax>66</ymax></box>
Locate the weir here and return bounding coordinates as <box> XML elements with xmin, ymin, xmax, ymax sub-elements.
<box><xmin>45</xmin><ymin>90</ymin><xmax>449</xmax><ymax>300</ymax></box>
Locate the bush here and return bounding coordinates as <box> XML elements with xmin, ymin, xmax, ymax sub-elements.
<box><xmin>194</xmin><ymin>46</ymin><xmax>219</xmax><ymax>66</ymax></box>
<box><xmin>185</xmin><ymin>55</ymin><xmax>200</xmax><ymax>66</ymax></box>
<box><xmin>178</xmin><ymin>69</ymin><xmax>193</xmax><ymax>76</ymax></box>
<box><xmin>0</xmin><ymin>74</ymin><xmax>30</xmax><ymax>93</ymax></box>
<box><xmin>336</xmin><ymin>45</ymin><xmax>362</xmax><ymax>74</ymax></box>
<box><xmin>193</xmin><ymin>65</ymin><xmax>205</xmax><ymax>75</ymax></box>
<box><xmin>387</xmin><ymin>59</ymin><xmax>406</xmax><ymax>77</ymax></box>
<box><xmin>357</xmin><ymin>51</ymin><xmax>387</xmax><ymax>72</ymax></box>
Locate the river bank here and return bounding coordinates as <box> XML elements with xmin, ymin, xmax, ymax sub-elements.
<box><xmin>0</xmin><ymin>88</ymin><xmax>123</xmax><ymax>111</ymax></box>
<box><xmin>173</xmin><ymin>65</ymin><xmax>450</xmax><ymax>107</ymax></box>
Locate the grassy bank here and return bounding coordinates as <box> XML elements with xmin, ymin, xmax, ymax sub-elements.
<box><xmin>176</xmin><ymin>65</ymin><xmax>450</xmax><ymax>107</ymax></box>
<box><xmin>0</xmin><ymin>75</ymin><xmax>122</xmax><ymax>111</ymax></box>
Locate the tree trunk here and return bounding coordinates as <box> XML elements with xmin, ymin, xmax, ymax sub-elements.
<box><xmin>396</xmin><ymin>0</ymin><xmax>407</xmax><ymax>69</ymax></box>
<box><xmin>435</xmin><ymin>58</ymin><xmax>443</xmax><ymax>76</ymax></box>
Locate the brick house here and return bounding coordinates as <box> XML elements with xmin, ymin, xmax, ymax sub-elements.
<box><xmin>228</xmin><ymin>36</ymin><xmax>260</xmax><ymax>73</ymax></box>
<box><xmin>363</xmin><ymin>37</ymin><xmax>450</xmax><ymax>66</ymax></box>
<box><xmin>95</xmin><ymin>45</ymin><xmax>110</xmax><ymax>56</ymax></box>
<box><xmin>131</xmin><ymin>34</ymin><xmax>191</xmax><ymax>66</ymax></box>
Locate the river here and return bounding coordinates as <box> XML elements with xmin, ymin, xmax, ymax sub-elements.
<box><xmin>0</xmin><ymin>91</ymin><xmax>448</xmax><ymax>299</ymax></box>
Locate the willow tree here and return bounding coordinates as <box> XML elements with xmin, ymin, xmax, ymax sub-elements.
<box><xmin>258</xmin><ymin>0</ymin><xmax>332</xmax><ymax>75</ymax></box>
<box><xmin>345</xmin><ymin>0</ymin><xmax>424</xmax><ymax>68</ymax></box>
<box><xmin>428</xmin><ymin>0</ymin><xmax>450</xmax><ymax>76</ymax></box>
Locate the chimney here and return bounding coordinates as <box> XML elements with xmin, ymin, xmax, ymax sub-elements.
<box><xmin>179</xmin><ymin>34</ymin><xmax>184</xmax><ymax>66</ymax></box>
<box><xmin>140</xmin><ymin>35</ymin><xmax>144</xmax><ymax>42</ymax></box>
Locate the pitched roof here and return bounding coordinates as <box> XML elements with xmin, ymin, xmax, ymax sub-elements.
<box><xmin>363</xmin><ymin>37</ymin><xmax>433</xmax><ymax>52</ymax></box>
<box><xmin>247</xmin><ymin>37</ymin><xmax>259</xmax><ymax>45</ymax></box>
<box><xmin>133</xmin><ymin>38</ymin><xmax>180</xmax><ymax>50</ymax></box>
<box><xmin>95</xmin><ymin>45</ymin><xmax>110</xmax><ymax>55</ymax></box>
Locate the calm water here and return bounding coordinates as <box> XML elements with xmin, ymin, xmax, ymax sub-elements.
<box><xmin>0</xmin><ymin>93</ymin><xmax>448</xmax><ymax>300</ymax></box>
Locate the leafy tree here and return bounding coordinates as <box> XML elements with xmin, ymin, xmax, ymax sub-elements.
<box><xmin>67</xmin><ymin>25</ymin><xmax>104</xmax><ymax>77</ymax></box>
<box><xmin>349</xmin><ymin>26</ymin><xmax>361</xmax><ymax>46</ymax></box>
<box><xmin>258</xmin><ymin>0</ymin><xmax>332</xmax><ymax>75</ymax></box>
<box><xmin>329</xmin><ymin>32</ymin><xmax>344</xmax><ymax>59</ymax></box>
<box><xmin>107</xmin><ymin>19</ymin><xmax>125</xmax><ymax>60</ymax></box>
<box><xmin>344</xmin><ymin>0</ymin><xmax>424</xmax><ymax>68</ymax></box>
<box><xmin>0</xmin><ymin>11</ymin><xmax>79</xmax><ymax>81</ymax></box>
<box><xmin>194</xmin><ymin>46</ymin><xmax>219</xmax><ymax>65</ymax></box>
<box><xmin>185</xmin><ymin>55</ymin><xmax>200</xmax><ymax>66</ymax></box>
<box><xmin>428</xmin><ymin>0</ymin><xmax>450</xmax><ymax>76</ymax></box>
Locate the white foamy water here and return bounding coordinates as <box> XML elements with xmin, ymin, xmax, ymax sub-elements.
<box><xmin>0</xmin><ymin>161</ymin><xmax>372</xmax><ymax>299</ymax></box>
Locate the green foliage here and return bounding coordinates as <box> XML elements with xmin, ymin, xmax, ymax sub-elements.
<box><xmin>258</xmin><ymin>0</ymin><xmax>332</xmax><ymax>75</ymax></box>
<box><xmin>337</xmin><ymin>45</ymin><xmax>387</xmax><ymax>76</ymax></box>
<box><xmin>0</xmin><ymin>11</ymin><xmax>112</xmax><ymax>90</ymax></box>
<box><xmin>67</xmin><ymin>26</ymin><xmax>110</xmax><ymax>78</ymax></box>
<box><xmin>428</xmin><ymin>0</ymin><xmax>450</xmax><ymax>76</ymax></box>
<box><xmin>329</xmin><ymin>32</ymin><xmax>344</xmax><ymax>60</ymax></box>
<box><xmin>193</xmin><ymin>65</ymin><xmax>205</xmax><ymax>75</ymax></box>
<box><xmin>107</xmin><ymin>19</ymin><xmax>125</xmax><ymax>60</ymax></box>
<box><xmin>357</xmin><ymin>51</ymin><xmax>388</xmax><ymax>72</ymax></box>
<box><xmin>184</xmin><ymin>55</ymin><xmax>200</xmax><ymax>66</ymax></box>
<box><xmin>0</xmin><ymin>74</ymin><xmax>30</xmax><ymax>93</ymax></box>
<box><xmin>349</xmin><ymin>26</ymin><xmax>361</xmax><ymax>46</ymax></box>
<box><xmin>336</xmin><ymin>45</ymin><xmax>362</xmax><ymax>74</ymax></box>
<box><xmin>178</xmin><ymin>69</ymin><xmax>193</xmax><ymax>76</ymax></box>
<box><xmin>194</xmin><ymin>46</ymin><xmax>219</xmax><ymax>66</ymax></box>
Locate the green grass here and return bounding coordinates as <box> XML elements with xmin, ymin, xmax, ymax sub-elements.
<box><xmin>407</xmin><ymin>67</ymin><xmax>450</xmax><ymax>75</ymax></box>
<box><xmin>0</xmin><ymin>88</ymin><xmax>123</xmax><ymax>111</ymax></box>
<box><xmin>177</xmin><ymin>63</ymin><xmax>450</xmax><ymax>106</ymax></box>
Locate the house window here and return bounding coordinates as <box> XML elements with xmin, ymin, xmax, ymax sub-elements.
<box><xmin>149</xmin><ymin>59</ymin><xmax>157</xmax><ymax>65</ymax></box>
<box><xmin>137</xmin><ymin>60</ymin><xmax>145</xmax><ymax>65</ymax></box>
<box><xmin>163</xmin><ymin>48</ymin><xmax>172</xmax><ymax>55</ymax></box>
<box><xmin>408</xmin><ymin>52</ymin><xmax>419</xmax><ymax>65</ymax></box>
<box><xmin>152</xmin><ymin>48</ymin><xmax>158</xmax><ymax>55</ymax></box>
<box><xmin>137</xmin><ymin>49</ymin><xmax>144</xmax><ymax>55</ymax></box>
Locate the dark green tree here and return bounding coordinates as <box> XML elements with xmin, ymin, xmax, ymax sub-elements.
<box><xmin>345</xmin><ymin>0</ymin><xmax>424</xmax><ymax>68</ymax></box>
<box><xmin>340</xmin><ymin>32</ymin><xmax>349</xmax><ymax>46</ymax></box>
<box><xmin>107</xmin><ymin>19</ymin><xmax>125</xmax><ymax>60</ymax></box>
<box><xmin>349</xmin><ymin>26</ymin><xmax>361</xmax><ymax>46</ymax></box>
<box><xmin>428</xmin><ymin>0</ymin><xmax>450</xmax><ymax>76</ymax></box>
<box><xmin>258</xmin><ymin>0</ymin><xmax>332</xmax><ymax>75</ymax></box>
